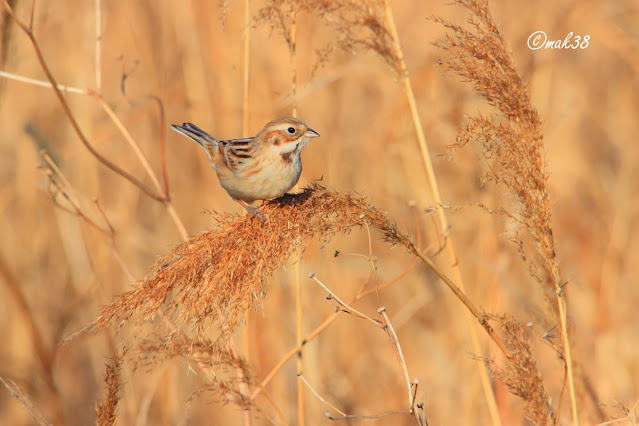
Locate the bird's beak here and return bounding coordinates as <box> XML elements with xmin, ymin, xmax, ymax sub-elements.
<box><xmin>305</xmin><ymin>128</ymin><xmax>320</xmax><ymax>138</ymax></box>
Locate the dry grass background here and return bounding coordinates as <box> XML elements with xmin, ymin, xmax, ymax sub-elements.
<box><xmin>0</xmin><ymin>0</ymin><xmax>638</xmax><ymax>425</ymax></box>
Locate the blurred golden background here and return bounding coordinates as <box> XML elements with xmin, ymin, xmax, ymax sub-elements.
<box><xmin>0</xmin><ymin>0</ymin><xmax>637</xmax><ymax>424</ymax></box>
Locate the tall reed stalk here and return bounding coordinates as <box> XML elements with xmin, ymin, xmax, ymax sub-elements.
<box><xmin>381</xmin><ymin>1</ymin><xmax>502</xmax><ymax>424</ymax></box>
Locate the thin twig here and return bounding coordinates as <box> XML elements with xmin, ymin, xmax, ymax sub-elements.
<box><xmin>594</xmin><ymin>400</ymin><xmax>639</xmax><ymax>426</ymax></box>
<box><xmin>254</xmin><ymin>386</ymin><xmax>288</xmax><ymax>426</ymax></box>
<box><xmin>289</xmin><ymin>6</ymin><xmax>298</xmax><ymax>118</ymax></box>
<box><xmin>250</xmin><ymin>259</ymin><xmax>419</xmax><ymax>402</ymax></box>
<box><xmin>362</xmin><ymin>219</ymin><xmax>382</xmax><ymax>306</ymax></box>
<box><xmin>378</xmin><ymin>307</ymin><xmax>413</xmax><ymax>409</ymax></box>
<box><xmin>117</xmin><ymin>78</ymin><xmax>173</xmax><ymax>204</ymax></box>
<box><xmin>87</xmin><ymin>90</ymin><xmax>163</xmax><ymax>195</ymax></box>
<box><xmin>298</xmin><ymin>372</ymin><xmax>346</xmax><ymax>417</ymax></box>
<box><xmin>295</xmin><ymin>247</ymin><xmax>305</xmax><ymax>426</ymax></box>
<box><xmin>401</xmin><ymin>239</ymin><xmax>511</xmax><ymax>357</ymax></box>
<box><xmin>40</xmin><ymin>152</ymin><xmax>139</xmax><ymax>284</ymax></box>
<box><xmin>0</xmin><ymin>377</ymin><xmax>52</xmax><ymax>426</ymax></box>
<box><xmin>242</xmin><ymin>0</ymin><xmax>251</xmax><ymax>137</ymax></box>
<box><xmin>309</xmin><ymin>273</ymin><xmax>382</xmax><ymax>328</ymax></box>
<box><xmin>149</xmin><ymin>95</ymin><xmax>171</xmax><ymax>200</ymax></box>
<box><xmin>326</xmin><ymin>409</ymin><xmax>413</xmax><ymax>420</ymax></box>
<box><xmin>2</xmin><ymin>1</ymin><xmax>166</xmax><ymax>202</ymax></box>
<box><xmin>241</xmin><ymin>0</ymin><xmax>252</xmax><ymax>380</ymax></box>
<box><xmin>105</xmin><ymin>90</ymin><xmax>187</xmax><ymax>240</ymax></box>
<box><xmin>94</xmin><ymin>0</ymin><xmax>101</xmax><ymax>93</ymax></box>
<box><xmin>2</xmin><ymin>6</ymin><xmax>187</xmax><ymax>241</ymax></box>
<box><xmin>0</xmin><ymin>70</ymin><xmax>86</xmax><ymax>93</ymax></box>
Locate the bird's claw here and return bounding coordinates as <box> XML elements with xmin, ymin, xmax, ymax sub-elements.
<box><xmin>244</xmin><ymin>205</ymin><xmax>267</xmax><ymax>224</ymax></box>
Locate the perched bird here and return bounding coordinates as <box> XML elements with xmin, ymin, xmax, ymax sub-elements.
<box><xmin>171</xmin><ymin>117</ymin><xmax>320</xmax><ymax>219</ymax></box>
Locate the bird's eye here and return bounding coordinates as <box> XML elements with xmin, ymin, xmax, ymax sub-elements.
<box><xmin>287</xmin><ymin>127</ymin><xmax>295</xmax><ymax>134</ymax></box>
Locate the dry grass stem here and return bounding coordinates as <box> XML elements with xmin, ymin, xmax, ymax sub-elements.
<box><xmin>250</xmin><ymin>257</ymin><xmax>419</xmax><ymax>402</ymax></box>
<box><xmin>325</xmin><ymin>409</ymin><xmax>413</xmax><ymax>421</ymax></box>
<box><xmin>595</xmin><ymin>400</ymin><xmax>639</xmax><ymax>426</ymax></box>
<box><xmin>298</xmin><ymin>372</ymin><xmax>346</xmax><ymax>417</ymax></box>
<box><xmin>94</xmin><ymin>0</ymin><xmax>102</xmax><ymax>92</ymax></box>
<box><xmin>310</xmin><ymin>273</ymin><xmax>382</xmax><ymax>328</ymax></box>
<box><xmin>1</xmin><ymin>0</ymin><xmax>163</xmax><ymax>201</ymax></box>
<box><xmin>0</xmin><ymin>378</ymin><xmax>52</xmax><ymax>426</ymax></box>
<box><xmin>0</xmin><ymin>70</ymin><xmax>86</xmax><ymax>94</ymax></box>
<box><xmin>378</xmin><ymin>307</ymin><xmax>413</xmax><ymax>408</ymax></box>
<box><xmin>2</xmin><ymin>0</ymin><xmax>188</xmax><ymax>241</ymax></box>
<box><xmin>242</xmin><ymin>0</ymin><xmax>251</xmax><ymax>137</ymax></box>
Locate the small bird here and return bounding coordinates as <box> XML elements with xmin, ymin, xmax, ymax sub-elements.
<box><xmin>171</xmin><ymin>117</ymin><xmax>320</xmax><ymax>219</ymax></box>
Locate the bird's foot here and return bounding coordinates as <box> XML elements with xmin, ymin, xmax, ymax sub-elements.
<box><xmin>245</xmin><ymin>205</ymin><xmax>266</xmax><ymax>224</ymax></box>
<box><xmin>237</xmin><ymin>200</ymin><xmax>267</xmax><ymax>224</ymax></box>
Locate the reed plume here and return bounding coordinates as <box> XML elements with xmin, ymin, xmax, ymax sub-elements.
<box><xmin>94</xmin><ymin>354</ymin><xmax>123</xmax><ymax>426</ymax></box>
<box><xmin>434</xmin><ymin>0</ymin><xmax>577</xmax><ymax>422</ymax></box>
<box><xmin>257</xmin><ymin>0</ymin><xmax>399</xmax><ymax>73</ymax></box>
<box><xmin>434</xmin><ymin>0</ymin><xmax>554</xmax><ymax>276</ymax></box>
<box><xmin>487</xmin><ymin>314</ymin><xmax>553</xmax><ymax>426</ymax></box>
<box><xmin>89</xmin><ymin>185</ymin><xmax>399</xmax><ymax>362</ymax></box>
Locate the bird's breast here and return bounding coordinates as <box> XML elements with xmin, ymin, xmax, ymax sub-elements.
<box><xmin>216</xmin><ymin>152</ymin><xmax>302</xmax><ymax>202</ymax></box>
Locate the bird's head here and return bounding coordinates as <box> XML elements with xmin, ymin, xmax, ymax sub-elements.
<box><xmin>258</xmin><ymin>116</ymin><xmax>320</xmax><ymax>156</ymax></box>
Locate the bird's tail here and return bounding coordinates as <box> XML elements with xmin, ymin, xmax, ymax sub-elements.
<box><xmin>170</xmin><ymin>122</ymin><xmax>219</xmax><ymax>163</ymax></box>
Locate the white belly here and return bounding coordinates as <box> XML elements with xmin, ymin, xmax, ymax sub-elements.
<box><xmin>218</xmin><ymin>154</ymin><xmax>302</xmax><ymax>202</ymax></box>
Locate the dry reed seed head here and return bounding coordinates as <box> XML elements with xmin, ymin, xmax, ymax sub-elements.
<box><xmin>436</xmin><ymin>0</ymin><xmax>557</xmax><ymax>281</ymax></box>
<box><xmin>140</xmin><ymin>335</ymin><xmax>254</xmax><ymax>405</ymax></box>
<box><xmin>256</xmin><ymin>0</ymin><xmax>402</xmax><ymax>75</ymax></box>
<box><xmin>487</xmin><ymin>314</ymin><xmax>553</xmax><ymax>426</ymax></box>
<box><xmin>255</xmin><ymin>0</ymin><xmax>299</xmax><ymax>50</ymax></box>
<box><xmin>95</xmin><ymin>354</ymin><xmax>123</xmax><ymax>426</ymax></box>
<box><xmin>91</xmin><ymin>184</ymin><xmax>404</xmax><ymax>353</ymax></box>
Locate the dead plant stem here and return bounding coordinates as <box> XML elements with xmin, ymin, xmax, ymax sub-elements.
<box><xmin>379</xmin><ymin>308</ymin><xmax>413</xmax><ymax>409</ymax></box>
<box><xmin>250</xmin><ymin>259</ymin><xmax>419</xmax><ymax>402</ymax></box>
<box><xmin>289</xmin><ymin>7</ymin><xmax>298</xmax><ymax>118</ymax></box>
<box><xmin>88</xmin><ymin>90</ymin><xmax>163</xmax><ymax>195</ymax></box>
<box><xmin>402</xmin><ymin>240</ymin><xmax>510</xmax><ymax>357</ymax></box>
<box><xmin>382</xmin><ymin>1</ymin><xmax>501</xmax><ymax>424</ymax></box>
<box><xmin>552</xmin><ymin>263</ymin><xmax>578</xmax><ymax>425</ymax></box>
<box><xmin>2</xmin><ymin>1</ymin><xmax>188</xmax><ymax>242</ymax></box>
<box><xmin>298</xmin><ymin>373</ymin><xmax>346</xmax><ymax>416</ymax></box>
<box><xmin>241</xmin><ymin>0</ymin><xmax>252</xmax><ymax>373</ymax></box>
<box><xmin>94</xmin><ymin>0</ymin><xmax>102</xmax><ymax>93</ymax></box>
<box><xmin>242</xmin><ymin>0</ymin><xmax>251</xmax><ymax>137</ymax></box>
<box><xmin>295</xmin><ymin>246</ymin><xmax>305</xmax><ymax>426</ymax></box>
<box><xmin>0</xmin><ymin>71</ymin><xmax>85</xmax><ymax>93</ymax></box>
<box><xmin>288</xmin><ymin>9</ymin><xmax>304</xmax><ymax>424</ymax></box>
<box><xmin>1</xmin><ymin>1</ymin><xmax>164</xmax><ymax>201</ymax></box>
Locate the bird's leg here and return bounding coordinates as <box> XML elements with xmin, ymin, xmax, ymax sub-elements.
<box><xmin>236</xmin><ymin>199</ymin><xmax>266</xmax><ymax>224</ymax></box>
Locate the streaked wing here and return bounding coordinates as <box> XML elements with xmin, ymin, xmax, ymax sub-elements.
<box><xmin>219</xmin><ymin>137</ymin><xmax>255</xmax><ymax>172</ymax></box>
